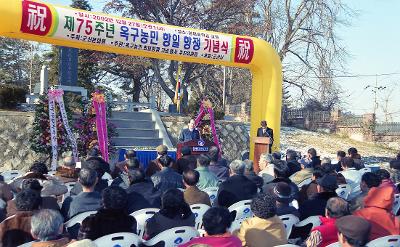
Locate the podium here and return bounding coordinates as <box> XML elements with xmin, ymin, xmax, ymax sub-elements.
<box><xmin>253</xmin><ymin>137</ymin><xmax>271</xmax><ymax>173</ymax></box>
<box><xmin>177</xmin><ymin>139</ymin><xmax>217</xmax><ymax>159</ymax></box>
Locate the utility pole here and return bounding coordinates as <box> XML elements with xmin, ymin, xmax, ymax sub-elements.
<box><xmin>222</xmin><ymin>66</ymin><xmax>226</xmax><ymax>110</ymax></box>
<box><xmin>365</xmin><ymin>74</ymin><xmax>386</xmax><ymax>116</ymax></box>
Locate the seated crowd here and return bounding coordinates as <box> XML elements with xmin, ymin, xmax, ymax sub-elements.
<box><xmin>0</xmin><ymin>145</ymin><xmax>398</xmax><ymax>247</ymax></box>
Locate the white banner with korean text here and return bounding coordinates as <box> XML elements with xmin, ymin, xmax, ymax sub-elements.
<box><xmin>51</xmin><ymin>6</ymin><xmax>234</xmax><ymax>62</ymax></box>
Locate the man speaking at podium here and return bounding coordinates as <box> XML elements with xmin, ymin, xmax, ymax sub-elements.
<box><xmin>257</xmin><ymin>120</ymin><xmax>274</xmax><ymax>153</ymax></box>
<box><xmin>178</xmin><ymin>119</ymin><xmax>201</xmax><ymax>142</ymax></box>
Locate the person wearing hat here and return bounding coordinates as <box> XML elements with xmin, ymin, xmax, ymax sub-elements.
<box><xmin>335</xmin><ymin>215</ymin><xmax>371</xmax><ymax>247</ymax></box>
<box><xmin>305</xmin><ymin>197</ymin><xmax>349</xmax><ymax>247</ymax></box>
<box><xmin>146</xmin><ymin>145</ymin><xmax>177</xmax><ymax>177</ymax></box>
<box><xmin>299</xmin><ymin>174</ymin><xmax>338</xmax><ymax>220</ymax></box>
<box><xmin>6</xmin><ymin>179</ymin><xmax>60</xmax><ymax>218</ymax></box>
<box><xmin>178</xmin><ymin>118</ymin><xmax>201</xmax><ymax>143</ymax></box>
<box><xmin>272</xmin><ymin>182</ymin><xmax>300</xmax><ymax>218</ymax></box>
<box><xmin>263</xmin><ymin>159</ymin><xmax>299</xmax><ymax>200</ymax></box>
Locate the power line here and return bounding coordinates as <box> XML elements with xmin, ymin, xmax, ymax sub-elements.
<box><xmin>309</xmin><ymin>72</ymin><xmax>400</xmax><ymax>79</ymax></box>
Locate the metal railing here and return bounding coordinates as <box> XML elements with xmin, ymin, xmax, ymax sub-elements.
<box><xmin>111</xmin><ymin>101</ymin><xmax>153</xmax><ymax>112</ymax></box>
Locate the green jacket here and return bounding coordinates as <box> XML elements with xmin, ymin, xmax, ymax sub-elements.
<box><xmin>196</xmin><ymin>166</ymin><xmax>219</xmax><ymax>190</ymax></box>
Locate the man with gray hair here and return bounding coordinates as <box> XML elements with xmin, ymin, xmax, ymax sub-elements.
<box><xmin>305</xmin><ymin>197</ymin><xmax>349</xmax><ymax>246</ymax></box>
<box><xmin>31</xmin><ymin>209</ymin><xmax>70</xmax><ymax>246</ymax></box>
<box><xmin>243</xmin><ymin>160</ymin><xmax>264</xmax><ymax>190</ymax></box>
<box><xmin>258</xmin><ymin>152</ymin><xmax>275</xmax><ymax>184</ymax></box>
<box><xmin>217</xmin><ymin>160</ymin><xmax>257</xmax><ymax>208</ymax></box>
<box><xmin>55</xmin><ymin>153</ymin><xmax>80</xmax><ymax>183</ymax></box>
<box><xmin>61</xmin><ymin>168</ymin><xmax>102</xmax><ymax>220</ymax></box>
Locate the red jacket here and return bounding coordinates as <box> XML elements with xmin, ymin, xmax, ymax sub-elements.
<box><xmin>354</xmin><ymin>186</ymin><xmax>400</xmax><ymax>240</ymax></box>
<box><xmin>311</xmin><ymin>217</ymin><xmax>338</xmax><ymax>247</ymax></box>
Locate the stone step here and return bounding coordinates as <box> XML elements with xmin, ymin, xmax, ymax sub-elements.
<box><xmin>111</xmin><ymin>111</ymin><xmax>152</xmax><ymax>121</ymax></box>
<box><xmin>116</xmin><ymin>128</ymin><xmax>159</xmax><ymax>138</ymax></box>
<box><xmin>112</xmin><ymin>137</ymin><xmax>163</xmax><ymax>147</ymax></box>
<box><xmin>109</xmin><ymin>119</ymin><xmax>155</xmax><ymax>129</ymax></box>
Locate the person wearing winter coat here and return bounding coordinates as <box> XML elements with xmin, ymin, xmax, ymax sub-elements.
<box><xmin>353</xmin><ymin>186</ymin><xmax>400</xmax><ymax>241</ymax></box>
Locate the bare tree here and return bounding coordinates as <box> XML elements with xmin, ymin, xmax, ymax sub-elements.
<box><xmin>105</xmin><ymin>0</ymin><xmax>256</xmax><ymax>110</ymax></box>
<box><xmin>96</xmin><ymin>54</ymin><xmax>152</xmax><ymax>102</ymax></box>
<box><xmin>255</xmin><ymin>0</ymin><xmax>354</xmax><ymax>108</ymax></box>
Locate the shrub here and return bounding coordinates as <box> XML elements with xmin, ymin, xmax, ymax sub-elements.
<box><xmin>0</xmin><ymin>84</ymin><xmax>27</xmax><ymax>109</ymax></box>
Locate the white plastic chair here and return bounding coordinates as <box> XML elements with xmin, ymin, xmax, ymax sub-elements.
<box><xmin>290</xmin><ymin>199</ymin><xmax>299</xmax><ymax>209</ymax></box>
<box><xmin>279</xmin><ymin>214</ymin><xmax>300</xmax><ymax>238</ymax></box>
<box><xmin>335</xmin><ymin>184</ymin><xmax>351</xmax><ymax>200</ymax></box>
<box><xmin>228</xmin><ymin>199</ymin><xmax>253</xmax><ymax>220</ymax></box>
<box><xmin>102</xmin><ymin>172</ymin><xmax>112</xmax><ymax>181</ymax></box>
<box><xmin>364</xmin><ymin>164</ymin><xmax>381</xmax><ymax>172</ymax></box>
<box><xmin>65</xmin><ymin>210</ymin><xmax>98</xmax><ymax>228</ymax></box>
<box><xmin>190</xmin><ymin>204</ymin><xmax>210</xmax><ymax>229</ymax></box>
<box><xmin>393</xmin><ymin>194</ymin><xmax>400</xmax><ymax>215</ymax></box>
<box><xmin>326</xmin><ymin>242</ymin><xmax>340</xmax><ymax>247</ymax></box>
<box><xmin>297</xmin><ymin>178</ymin><xmax>312</xmax><ymax>188</ymax></box>
<box><xmin>295</xmin><ymin>215</ymin><xmax>321</xmax><ymax>229</ymax></box>
<box><xmin>202</xmin><ymin>187</ymin><xmax>218</xmax><ymax>206</ymax></box>
<box><xmin>359</xmin><ymin>167</ymin><xmax>371</xmax><ymax>174</ymax></box>
<box><xmin>197</xmin><ymin>229</ymin><xmax>207</xmax><ymax>237</ymax></box>
<box><xmin>47</xmin><ymin>170</ymin><xmax>57</xmax><ymax>176</ymax></box>
<box><xmin>1</xmin><ymin>170</ymin><xmax>23</xmax><ymax>182</ymax></box>
<box><xmin>130</xmin><ymin>208</ymin><xmax>160</xmax><ymax>238</ymax></box>
<box><xmin>228</xmin><ymin>218</ymin><xmax>246</xmax><ymax>232</ymax></box>
<box><xmin>366</xmin><ymin>235</ymin><xmax>400</xmax><ymax>247</ymax></box>
<box><xmin>17</xmin><ymin>241</ymin><xmax>35</xmax><ymax>247</ymax></box>
<box><xmin>142</xmin><ymin>226</ymin><xmax>199</xmax><ymax>247</ymax></box>
<box><xmin>94</xmin><ymin>232</ymin><xmax>142</xmax><ymax>247</ymax></box>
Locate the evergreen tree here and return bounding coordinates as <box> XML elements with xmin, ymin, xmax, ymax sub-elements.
<box><xmin>70</xmin><ymin>0</ymin><xmax>92</xmax><ymax>10</ymax></box>
<box><xmin>0</xmin><ymin>37</ymin><xmax>30</xmax><ymax>85</ymax></box>
<box><xmin>44</xmin><ymin>46</ymin><xmax>59</xmax><ymax>86</ymax></box>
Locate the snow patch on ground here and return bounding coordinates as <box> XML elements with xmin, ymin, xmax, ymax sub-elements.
<box><xmin>279</xmin><ymin>126</ymin><xmax>397</xmax><ymax>165</ymax></box>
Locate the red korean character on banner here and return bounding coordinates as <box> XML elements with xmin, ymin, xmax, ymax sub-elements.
<box><xmin>20</xmin><ymin>0</ymin><xmax>52</xmax><ymax>36</ymax></box>
<box><xmin>234</xmin><ymin>37</ymin><xmax>254</xmax><ymax>64</ymax></box>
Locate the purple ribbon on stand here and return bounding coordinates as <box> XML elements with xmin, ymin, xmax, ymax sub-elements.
<box><xmin>92</xmin><ymin>92</ymin><xmax>109</xmax><ymax>162</ymax></box>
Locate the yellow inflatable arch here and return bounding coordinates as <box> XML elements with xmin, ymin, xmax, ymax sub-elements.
<box><xmin>0</xmin><ymin>0</ymin><xmax>282</xmax><ymax>159</ymax></box>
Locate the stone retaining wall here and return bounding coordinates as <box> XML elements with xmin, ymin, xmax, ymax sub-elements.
<box><xmin>0</xmin><ymin>111</ymin><xmax>250</xmax><ymax>172</ymax></box>
<box><xmin>161</xmin><ymin>116</ymin><xmax>250</xmax><ymax>161</ymax></box>
<box><xmin>0</xmin><ymin>111</ymin><xmax>45</xmax><ymax>172</ymax></box>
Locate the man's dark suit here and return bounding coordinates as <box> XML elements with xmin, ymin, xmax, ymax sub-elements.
<box><xmin>257</xmin><ymin>127</ymin><xmax>274</xmax><ymax>153</ymax></box>
<box><xmin>216</xmin><ymin>175</ymin><xmax>258</xmax><ymax>208</ymax></box>
<box><xmin>178</xmin><ymin>128</ymin><xmax>201</xmax><ymax>142</ymax></box>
